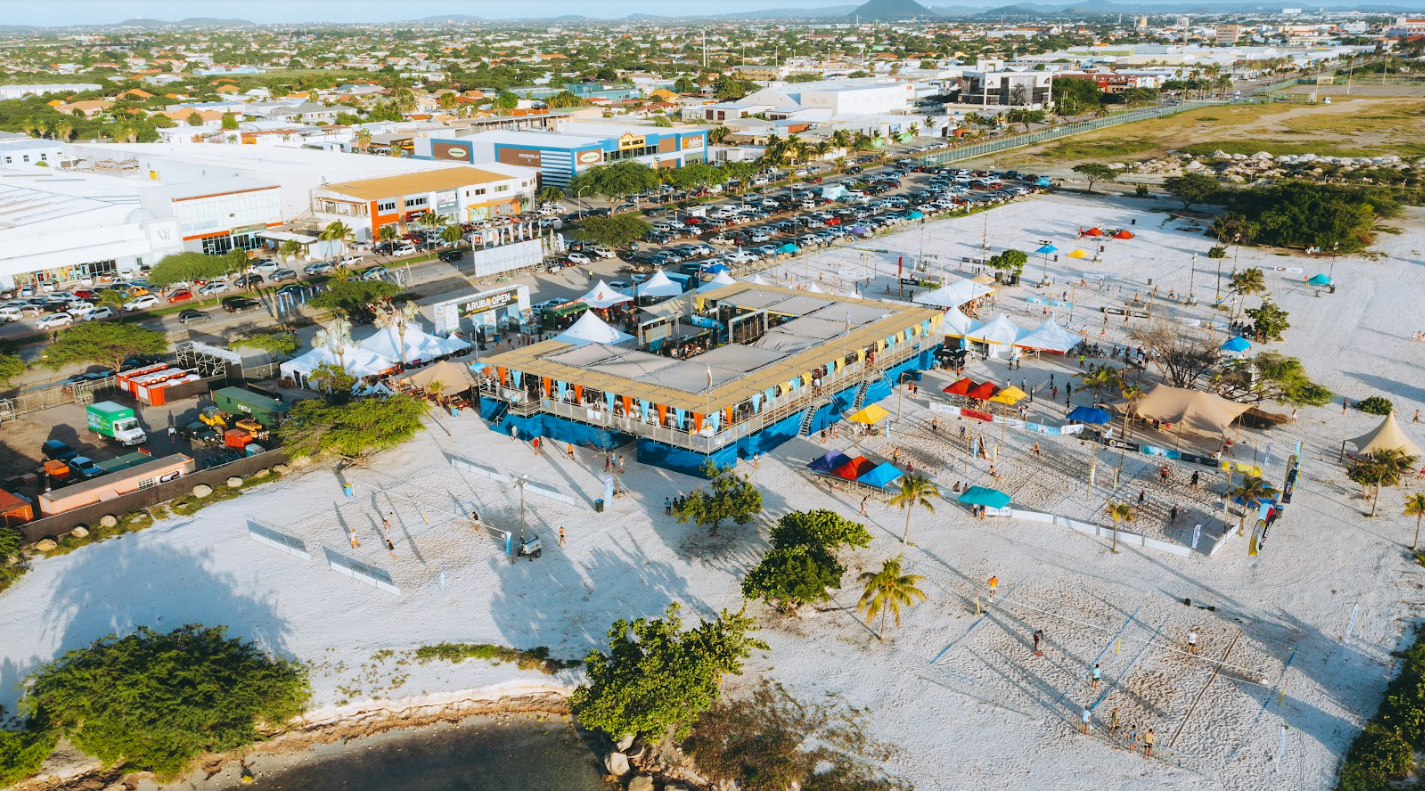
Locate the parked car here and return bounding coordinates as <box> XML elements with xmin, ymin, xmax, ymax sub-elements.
<box><xmin>392</xmin><ymin>244</ymin><xmax>418</xmax><ymax>257</ymax></box>
<box><xmin>197</xmin><ymin>281</ymin><xmax>230</xmax><ymax>296</ymax></box>
<box><xmin>337</xmin><ymin>255</ymin><xmax>363</xmax><ymax>267</ymax></box>
<box><xmin>68</xmin><ymin>456</ymin><xmax>106</xmax><ymax>479</ymax></box>
<box><xmin>37</xmin><ymin>313</ymin><xmax>73</xmax><ymax>329</ymax></box>
<box><xmin>359</xmin><ymin>266</ymin><xmax>389</xmax><ymax>282</ymax></box>
<box><xmin>42</xmin><ymin>439</ymin><xmax>78</xmax><ymax>461</ymax></box>
<box><xmin>179</xmin><ymin>421</ymin><xmax>221</xmax><ymax>446</ymax></box>
<box><xmin>275</xmin><ymin>284</ymin><xmax>307</xmax><ymax>297</ymax></box>
<box><xmin>177</xmin><ymin>309</ymin><xmax>211</xmax><ymax>325</ymax></box>
<box><xmin>80</xmin><ymin>306</ymin><xmax>115</xmax><ymax>321</ymax></box>
<box><xmin>222</xmin><ymin>296</ymin><xmax>261</xmax><ymax>313</ymax></box>
<box><xmin>566</xmin><ymin>252</ymin><xmax>591</xmax><ymax>265</ymax></box>
<box><xmin>233</xmin><ymin>274</ymin><xmax>264</xmax><ymax>288</ymax></box>
<box><xmin>167</xmin><ymin>289</ymin><xmax>193</xmax><ymax>304</ymax></box>
<box><xmin>123</xmin><ymin>295</ymin><xmax>160</xmax><ymax>311</ymax></box>
<box><xmin>249</xmin><ymin>258</ymin><xmax>280</xmax><ymax>273</ymax></box>
<box><xmin>269</xmin><ymin>269</ymin><xmax>298</xmax><ymax>282</ymax></box>
<box><xmin>438</xmin><ymin>250</ymin><xmax>463</xmax><ymax>263</ymax></box>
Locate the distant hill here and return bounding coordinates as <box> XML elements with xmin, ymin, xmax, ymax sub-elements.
<box><xmin>848</xmin><ymin>0</ymin><xmax>939</xmax><ymax>19</ymax></box>
<box><xmin>712</xmin><ymin>5</ymin><xmax>860</xmax><ymax>17</ymax></box>
<box><xmin>111</xmin><ymin>17</ymin><xmax>255</xmax><ymax>28</ymax></box>
<box><xmin>412</xmin><ymin>14</ymin><xmax>485</xmax><ymax>22</ymax></box>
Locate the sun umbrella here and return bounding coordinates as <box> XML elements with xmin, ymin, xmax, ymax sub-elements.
<box><xmin>1112</xmin><ymin>230</ymin><xmax>1134</xmax><ymax>239</ymax></box>
<box><xmin>1035</xmin><ymin>244</ymin><xmax>1058</xmax><ymax>254</ymax></box>
<box><xmin>966</xmin><ymin>381</ymin><xmax>999</xmax><ymax>400</ymax></box>
<box><xmin>1307</xmin><ymin>273</ymin><xmax>1333</xmax><ymax>286</ymax></box>
<box><xmin>1220</xmin><ymin>336</ymin><xmax>1252</xmax><ymax>353</ymax></box>
<box><xmin>907</xmin><ymin>210</ymin><xmax>925</xmax><ymax>220</ymax></box>
<box><xmin>847</xmin><ymin>404</ymin><xmax>890</xmax><ymax>424</ymax></box>
<box><xmin>1083</xmin><ymin>227</ymin><xmax>1103</xmax><ymax>237</ymax></box>
<box><xmin>958</xmin><ymin>486</ymin><xmax>1011</xmax><ymax>508</ymax></box>
<box><xmin>833</xmin><ymin>455</ymin><xmax>876</xmax><ymax>480</ymax></box>
<box><xmin>943</xmin><ymin>377</ymin><xmax>977</xmax><ymax>395</ymax></box>
<box><xmin>1066</xmin><ymin>405</ymin><xmax>1113</xmax><ymax>424</ymax></box>
<box><xmin>972</xmin><ymin>273</ymin><xmax>995</xmax><ymax>285</ymax></box>
<box><xmin>989</xmin><ymin>385</ymin><xmax>1027</xmax><ymax>405</ymax></box>
<box><xmin>1067</xmin><ymin>249</ymin><xmax>1088</xmax><ymax>259</ymax></box>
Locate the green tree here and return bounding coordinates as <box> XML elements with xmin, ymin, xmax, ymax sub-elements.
<box><xmin>439</xmin><ymin>223</ymin><xmax>465</xmax><ymax>247</ymax></box>
<box><xmin>1052</xmin><ymin>76</ymin><xmax>1103</xmax><ymax>117</ymax></box>
<box><xmin>1212</xmin><ymin>352</ymin><xmax>1331</xmax><ymax>407</ymax></box>
<box><xmin>768</xmin><ymin>509</ymin><xmax>872</xmax><ymax>552</ymax></box>
<box><xmin>742</xmin><ymin>510</ymin><xmax>871</xmax><ymax>613</ymax></box>
<box><xmin>570</xmin><ymin>603</ymin><xmax>767</xmax><ymax>742</ymax></box>
<box><xmin>1405</xmin><ymin>493</ymin><xmax>1425</xmax><ymax>551</ymax></box>
<box><xmin>185</xmin><ymin>111</ymin><xmax>203</xmax><ymax>126</ymax></box>
<box><xmin>1105</xmin><ymin>501</ymin><xmax>1135</xmax><ymax>554</ymax></box>
<box><xmin>229</xmin><ymin>332</ymin><xmax>299</xmax><ymax>357</ymax></box>
<box><xmin>1243</xmin><ymin>298</ymin><xmax>1291</xmax><ymax>342</ymax></box>
<box><xmin>0</xmin><ymin>352</ymin><xmax>25</xmax><ymax>386</ymax></box>
<box><xmin>986</xmin><ymin>248</ymin><xmax>1028</xmax><ymax>278</ymax></box>
<box><xmin>220</xmin><ymin>111</ymin><xmax>238</xmax><ymax>130</ymax></box>
<box><xmin>888</xmin><ymin>473</ymin><xmax>939</xmax><ymax>544</ymax></box>
<box><xmin>21</xmin><ymin>625</ymin><xmax>309</xmax><ymax>780</ymax></box>
<box><xmin>43</xmin><ymin>323</ymin><xmax>166</xmax><ymax>374</ymax></box>
<box><xmin>1348</xmin><ymin>449</ymin><xmax>1417</xmax><ymax>517</ymax></box>
<box><xmin>279</xmin><ymin>393</ymin><xmax>428</xmax><ymax>462</ymax></box>
<box><xmin>1230</xmin><ymin>476</ymin><xmax>1280</xmax><ymax>534</ymax></box>
<box><xmin>1073</xmin><ymin>163</ymin><xmax>1117</xmax><ymax>193</ymax></box>
<box><xmin>308</xmin><ymin>277</ymin><xmax>401</xmax><ymax>320</ymax></box>
<box><xmin>1078</xmin><ymin>364</ymin><xmax>1123</xmax><ymax>406</ymax></box>
<box><xmin>1163</xmin><ymin>172</ymin><xmax>1220</xmax><ymax>211</ymax></box>
<box><xmin>495</xmin><ymin>91</ymin><xmax>519</xmax><ymax>110</ymax></box>
<box><xmin>856</xmin><ymin>556</ymin><xmax>926</xmax><ymax>640</ymax></box>
<box><xmin>1228</xmin><ymin>266</ymin><xmax>1267</xmax><ymax>319</ymax></box>
<box><xmin>673</xmin><ymin>460</ymin><xmax>762</xmax><ymax>534</ymax></box>
<box><xmin>319</xmin><ymin>220</ymin><xmax>354</xmax><ymax>259</ymax></box>
<box><xmin>0</xmin><ymin>727</ymin><xmax>60</xmax><ymax>787</ymax></box>
<box><xmin>278</xmin><ymin>238</ymin><xmax>305</xmax><ymax>263</ymax></box>
<box><xmin>376</xmin><ymin>224</ymin><xmax>400</xmax><ymax>245</ymax></box>
<box><xmin>569</xmin><ymin>160</ymin><xmax>661</xmax><ymax>205</ymax></box>
<box><xmin>148</xmin><ymin>251</ymin><xmax>230</xmax><ymax>287</ymax></box>
<box><xmin>651</xmin><ymin>114</ymin><xmax>673</xmax><ymax>128</ymax></box>
<box><xmin>570</xmin><ymin>215</ymin><xmax>652</xmax><ymax>250</ymax></box>
<box><xmin>536</xmin><ymin>185</ymin><xmax>565</xmax><ymax>205</ymax></box>
<box><xmin>673</xmin><ymin>76</ymin><xmax>696</xmax><ymax>93</ymax></box>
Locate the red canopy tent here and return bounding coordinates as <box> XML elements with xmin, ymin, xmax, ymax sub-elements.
<box><xmin>1113</xmin><ymin>230</ymin><xmax>1134</xmax><ymax>239</ymax></box>
<box><xmin>943</xmin><ymin>377</ymin><xmax>978</xmax><ymax>395</ymax></box>
<box><xmin>1082</xmin><ymin>227</ymin><xmax>1103</xmax><ymax>237</ymax></box>
<box><xmin>966</xmin><ymin>381</ymin><xmax>1000</xmax><ymax>400</ymax></box>
<box><xmin>833</xmin><ymin>456</ymin><xmax>877</xmax><ymax>480</ymax></box>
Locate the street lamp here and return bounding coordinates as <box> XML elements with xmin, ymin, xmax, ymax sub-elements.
<box><xmin>1329</xmin><ymin>242</ymin><xmax>1339</xmax><ymax>280</ymax></box>
<box><xmin>513</xmin><ymin>474</ymin><xmax>529</xmax><ymax>542</ymax></box>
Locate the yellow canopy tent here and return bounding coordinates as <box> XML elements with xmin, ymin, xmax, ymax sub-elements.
<box><xmin>1067</xmin><ymin>249</ymin><xmax>1088</xmax><ymax>259</ymax></box>
<box><xmin>972</xmin><ymin>273</ymin><xmax>996</xmax><ymax>285</ymax></box>
<box><xmin>989</xmin><ymin>385</ymin><xmax>1027</xmax><ymax>405</ymax></box>
<box><xmin>847</xmin><ymin>404</ymin><xmax>890</xmax><ymax>424</ymax></box>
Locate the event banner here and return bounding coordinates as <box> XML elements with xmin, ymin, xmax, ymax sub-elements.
<box><xmin>1025</xmin><ymin>296</ymin><xmax>1073</xmax><ymax>308</ymax></box>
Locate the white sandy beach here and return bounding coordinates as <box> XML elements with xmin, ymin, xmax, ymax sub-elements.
<box><xmin>3</xmin><ymin>191</ymin><xmax>1424</xmax><ymax>791</ymax></box>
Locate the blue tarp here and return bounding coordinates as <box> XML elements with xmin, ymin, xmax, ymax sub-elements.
<box><xmin>1066</xmin><ymin>406</ymin><xmax>1113</xmax><ymax>425</ymax></box>
<box><xmin>705</xmin><ymin>263</ymin><xmax>730</xmax><ymax>274</ymax></box>
<box><xmin>958</xmin><ymin>486</ymin><xmax>1011</xmax><ymax>508</ymax></box>
<box><xmin>906</xmin><ymin>211</ymin><xmax>924</xmax><ymax>220</ymax></box>
<box><xmin>808</xmin><ymin>449</ymin><xmax>852</xmax><ymax>474</ymax></box>
<box><xmin>848</xmin><ymin>225</ymin><xmax>869</xmax><ymax>235</ymax></box>
<box><xmin>1220</xmin><ymin>336</ymin><xmax>1252</xmax><ymax>352</ymax></box>
<box><xmin>857</xmin><ymin>461</ymin><xmax>904</xmax><ymax>489</ymax></box>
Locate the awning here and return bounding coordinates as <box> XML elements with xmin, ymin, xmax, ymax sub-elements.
<box><xmin>1347</xmin><ymin>412</ymin><xmax>1423</xmax><ymax>457</ymax></box>
<box><xmin>1066</xmin><ymin>405</ymin><xmax>1113</xmax><ymax>424</ymax></box>
<box><xmin>833</xmin><ymin>455</ymin><xmax>876</xmax><ymax>480</ymax></box>
<box><xmin>943</xmin><ymin>377</ymin><xmax>976</xmax><ymax>395</ymax></box>
<box><xmin>808</xmin><ymin>448</ymin><xmax>852</xmax><ymax>474</ymax></box>
<box><xmin>958</xmin><ymin>486</ymin><xmax>1011</xmax><ymax>508</ymax></box>
<box><xmin>857</xmin><ymin>462</ymin><xmax>904</xmax><ymax>489</ymax></box>
<box><xmin>847</xmin><ymin>404</ymin><xmax>890</xmax><ymax>424</ymax></box>
<box><xmin>1067</xmin><ymin>249</ymin><xmax>1088</xmax><ymax>259</ymax></box>
<box><xmin>257</xmin><ymin>230</ymin><xmax>318</xmax><ymax>244</ymax></box>
<box><xmin>1220</xmin><ymin>336</ymin><xmax>1252</xmax><ymax>353</ymax></box>
<box><xmin>989</xmin><ymin>385</ymin><xmax>1027</xmax><ymax>404</ymax></box>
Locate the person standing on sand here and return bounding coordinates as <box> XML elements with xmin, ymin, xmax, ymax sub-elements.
<box><xmin>384</xmin><ymin>537</ymin><xmax>396</xmax><ymax>558</ymax></box>
<box><xmin>382</xmin><ymin>512</ymin><xmax>392</xmax><ymax>532</ymax></box>
<box><xmin>860</xmin><ymin>495</ymin><xmax>870</xmax><ymax>516</ymax></box>
<box><xmin>1187</xmin><ymin>628</ymin><xmax>1199</xmax><ymax>655</ymax></box>
<box><xmin>1143</xmin><ymin>729</ymin><xmax>1155</xmax><ymax>757</ymax></box>
<box><xmin>1343</xmin><ymin>398</ymin><xmax>1350</xmax><ymax>414</ymax></box>
<box><xmin>532</xmin><ymin>436</ymin><xmax>541</xmax><ymax>456</ymax></box>
<box><xmin>1415</xmin><ymin>409</ymin><xmax>1420</xmax><ymax>425</ymax></box>
<box><xmin>1081</xmin><ymin>707</ymin><xmax>1092</xmax><ymax>735</ymax></box>
<box><xmin>1091</xmin><ymin>663</ymin><xmax>1102</xmax><ymax>692</ymax></box>
<box><xmin>559</xmin><ymin>526</ymin><xmax>566</xmax><ymax>546</ymax></box>
<box><xmin>665</xmin><ymin>497</ymin><xmax>672</xmax><ymax>515</ymax></box>
<box><xmin>1127</xmin><ymin>726</ymin><xmax>1138</xmax><ymax>754</ymax></box>
<box><xmin>1033</xmin><ymin>629</ymin><xmax>1044</xmax><ymax>657</ymax></box>
<box><xmin>567</xmin><ymin>443</ymin><xmax>575</xmax><ymax>460</ymax></box>
<box><xmin>988</xmin><ymin>575</ymin><xmax>998</xmax><ymax>600</ymax></box>
<box><xmin>1170</xmin><ymin>504</ymin><xmax>1179</xmax><ymax>523</ymax></box>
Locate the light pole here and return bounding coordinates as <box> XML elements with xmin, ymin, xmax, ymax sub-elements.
<box><xmin>513</xmin><ymin>474</ymin><xmax>529</xmax><ymax>543</ymax></box>
<box><xmin>1329</xmin><ymin>242</ymin><xmax>1339</xmax><ymax>280</ymax></box>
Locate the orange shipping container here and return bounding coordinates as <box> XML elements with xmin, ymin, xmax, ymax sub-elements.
<box><xmin>224</xmin><ymin>429</ymin><xmax>252</xmax><ymax>449</ymax></box>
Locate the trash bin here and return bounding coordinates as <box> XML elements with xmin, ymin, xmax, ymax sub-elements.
<box><xmin>595</xmin><ymin>499</ymin><xmax>605</xmax><ymax>513</ymax></box>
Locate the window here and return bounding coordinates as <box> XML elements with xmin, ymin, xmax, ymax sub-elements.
<box><xmin>138</xmin><ymin>476</ymin><xmax>156</xmax><ymax>490</ymax></box>
<box><xmin>377</xmin><ymin>199</ymin><xmax>397</xmax><ymax>213</ymax></box>
<box><xmin>22</xmin><ymin>155</ymin><xmax>28</xmax><ymax>163</ymax></box>
<box><xmin>3</xmin><ymin>157</ymin><xmax>9</xmax><ymax>164</ymax></box>
<box><xmin>39</xmin><ymin>153</ymin><xmax>46</xmax><ymax>161</ymax></box>
<box><xmin>472</xmin><ymin>187</ymin><xmax>486</xmax><ymax>196</ymax></box>
<box><xmin>494</xmin><ymin>185</ymin><xmax>508</xmax><ymax>193</ymax></box>
<box><xmin>406</xmin><ymin>196</ymin><xmax>428</xmax><ymax>208</ymax></box>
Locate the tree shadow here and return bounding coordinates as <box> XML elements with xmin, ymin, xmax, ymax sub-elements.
<box><xmin>0</xmin><ymin>531</ymin><xmax>291</xmax><ymax>717</ymax></box>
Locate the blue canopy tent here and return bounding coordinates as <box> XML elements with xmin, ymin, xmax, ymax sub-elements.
<box><xmin>849</xmin><ymin>225</ymin><xmax>870</xmax><ymax>235</ymax></box>
<box><xmin>1220</xmin><ymin>336</ymin><xmax>1252</xmax><ymax>353</ymax></box>
<box><xmin>907</xmin><ymin>211</ymin><xmax>925</xmax><ymax>220</ymax></box>
<box><xmin>1307</xmin><ymin>273</ymin><xmax>1333</xmax><ymax>286</ymax></box>
<box><xmin>958</xmin><ymin>486</ymin><xmax>1011</xmax><ymax>508</ymax></box>
<box><xmin>857</xmin><ymin>462</ymin><xmax>904</xmax><ymax>489</ymax></box>
<box><xmin>777</xmin><ymin>243</ymin><xmax>800</xmax><ymax>254</ymax></box>
<box><xmin>808</xmin><ymin>449</ymin><xmax>852</xmax><ymax>474</ymax></box>
<box><xmin>1066</xmin><ymin>405</ymin><xmax>1113</xmax><ymax>425</ymax></box>
<box><xmin>1035</xmin><ymin>244</ymin><xmax>1058</xmax><ymax>254</ymax></box>
<box><xmin>705</xmin><ymin>263</ymin><xmax>731</xmax><ymax>274</ymax></box>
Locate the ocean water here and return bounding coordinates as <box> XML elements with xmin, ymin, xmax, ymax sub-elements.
<box><xmin>233</xmin><ymin>714</ymin><xmax>609</xmax><ymax>791</ymax></box>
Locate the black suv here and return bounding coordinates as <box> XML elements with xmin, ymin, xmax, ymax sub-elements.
<box><xmin>222</xmin><ymin>296</ymin><xmax>261</xmax><ymax>313</ymax></box>
<box><xmin>438</xmin><ymin>250</ymin><xmax>464</xmax><ymax>263</ymax></box>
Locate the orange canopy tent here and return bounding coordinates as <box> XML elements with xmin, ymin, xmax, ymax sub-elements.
<box><xmin>1082</xmin><ymin>227</ymin><xmax>1103</xmax><ymax>237</ymax></box>
<box><xmin>943</xmin><ymin>377</ymin><xmax>978</xmax><ymax>395</ymax></box>
<box><xmin>966</xmin><ymin>381</ymin><xmax>1000</xmax><ymax>400</ymax></box>
<box><xmin>1113</xmin><ymin>230</ymin><xmax>1134</xmax><ymax>239</ymax></box>
<box><xmin>833</xmin><ymin>456</ymin><xmax>877</xmax><ymax>480</ymax></box>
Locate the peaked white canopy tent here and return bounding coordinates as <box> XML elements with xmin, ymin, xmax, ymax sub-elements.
<box><xmin>914</xmin><ymin>278</ymin><xmax>995</xmax><ymax>309</ymax></box>
<box><xmin>1015</xmin><ymin>318</ymin><xmax>1082</xmax><ymax>354</ymax></box>
<box><xmin>580</xmin><ymin>280</ymin><xmax>634</xmax><ymax>309</ymax></box>
<box><xmin>359</xmin><ymin>325</ymin><xmax>471</xmax><ymax>365</ymax></box>
<box><xmin>940</xmin><ymin>306</ymin><xmax>976</xmax><ymax>337</ymax></box>
<box><xmin>635</xmin><ymin>270</ymin><xmax>685</xmax><ymax>299</ymax></box>
<box><xmin>697</xmin><ymin>271</ymin><xmax>738</xmax><ymax>292</ymax></box>
<box><xmin>554</xmin><ymin>311</ymin><xmax>636</xmax><ymax>347</ymax></box>
<box><xmin>279</xmin><ymin>345</ymin><xmax>396</xmax><ymax>382</ymax></box>
<box><xmin>963</xmin><ymin>314</ymin><xmax>1026</xmax><ymax>358</ymax></box>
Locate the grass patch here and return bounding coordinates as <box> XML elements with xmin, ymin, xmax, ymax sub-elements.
<box><xmin>412</xmin><ymin>643</ymin><xmax>581</xmax><ymax>675</ymax></box>
<box><xmin>1281</xmin><ymin>101</ymin><xmax>1425</xmax><ymax>135</ymax></box>
<box><xmin>169</xmin><ymin>469</ymin><xmax>281</xmax><ymax>517</ymax></box>
<box><xmin>0</xmin><ymin>562</ymin><xmax>30</xmax><ymax>595</ymax></box>
<box><xmin>44</xmin><ymin>510</ymin><xmax>154</xmax><ymax>558</ymax></box>
<box><xmin>1037</xmin><ymin>136</ymin><xmax>1157</xmax><ymax>161</ymax></box>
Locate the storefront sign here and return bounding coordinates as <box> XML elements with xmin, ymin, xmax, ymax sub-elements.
<box><xmin>497</xmin><ymin>147</ymin><xmax>543</xmax><ymax>167</ymax></box>
<box><xmin>681</xmin><ymin>136</ymin><xmax>704</xmax><ymax>150</ymax></box>
<box><xmin>434</xmin><ymin>141</ymin><xmax>473</xmax><ymax>161</ymax></box>
<box><xmin>460</xmin><ymin>288</ymin><xmax>518</xmax><ymax>317</ymax></box>
<box><xmin>618</xmin><ymin>133</ymin><xmax>646</xmax><ymax>150</ymax></box>
<box><xmin>576</xmin><ymin>149</ymin><xmax>603</xmax><ymax>165</ymax></box>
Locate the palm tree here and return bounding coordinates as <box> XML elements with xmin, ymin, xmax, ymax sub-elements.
<box><xmin>1405</xmin><ymin>493</ymin><xmax>1425</xmax><ymax>551</ymax></box>
<box><xmin>1230</xmin><ymin>476</ymin><xmax>1281</xmax><ymax>535</ymax></box>
<box><xmin>888</xmin><ymin>473</ymin><xmax>939</xmax><ymax>544</ymax></box>
<box><xmin>439</xmin><ymin>223</ymin><xmax>465</xmax><ymax>248</ymax></box>
<box><xmin>376</xmin><ymin>302</ymin><xmax>420</xmax><ymax>366</ymax></box>
<box><xmin>1228</xmin><ymin>267</ymin><xmax>1267</xmax><ymax>320</ymax></box>
<box><xmin>54</xmin><ymin>121</ymin><xmax>73</xmax><ymax>142</ymax></box>
<box><xmin>314</xmin><ymin>318</ymin><xmax>353</xmax><ymax>373</ymax></box>
<box><xmin>1105</xmin><ymin>501</ymin><xmax>1134</xmax><ymax>554</ymax></box>
<box><xmin>812</xmin><ymin>141</ymin><xmax>832</xmax><ymax>162</ymax></box>
<box><xmin>376</xmin><ymin>224</ymin><xmax>401</xmax><ymax>249</ymax></box>
<box><xmin>1079</xmin><ymin>364</ymin><xmax>1122</xmax><ymax>407</ymax></box>
<box><xmin>96</xmin><ymin>289</ymin><xmax>127</xmax><ymax>315</ymax></box>
<box><xmin>907</xmin><ymin>123</ymin><xmax>920</xmax><ymax>140</ymax></box>
<box><xmin>833</xmin><ymin>156</ymin><xmax>848</xmax><ymax>175</ymax></box>
<box><xmin>856</xmin><ymin>556</ymin><xmax>927</xmax><ymax>640</ymax></box>
<box><xmin>319</xmin><ymin>220</ymin><xmax>353</xmax><ymax>261</ymax></box>
<box><xmin>355</xmin><ymin>128</ymin><xmax>372</xmax><ymax>154</ymax></box>
<box><xmin>278</xmin><ymin>239</ymin><xmax>305</xmax><ymax>263</ymax></box>
<box><xmin>1348</xmin><ymin>449</ymin><xmax>1417</xmax><ymax>517</ymax></box>
<box><xmin>19</xmin><ymin>118</ymin><xmax>34</xmax><ymax>137</ymax></box>
<box><xmin>537</xmin><ymin>185</ymin><xmax>565</xmax><ymax>205</ymax></box>
<box><xmin>830</xmin><ymin>129</ymin><xmax>852</xmax><ymax>153</ymax></box>
<box><xmin>1115</xmin><ymin>383</ymin><xmax>1145</xmax><ymax>484</ymax></box>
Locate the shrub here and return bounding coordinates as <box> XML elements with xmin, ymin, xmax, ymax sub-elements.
<box><xmin>0</xmin><ymin>727</ymin><xmax>59</xmax><ymax>787</ymax></box>
<box><xmin>1339</xmin><ymin>725</ymin><xmax>1415</xmax><ymax>789</ymax></box>
<box><xmin>1358</xmin><ymin>396</ymin><xmax>1394</xmax><ymax>416</ymax></box>
<box><xmin>1337</xmin><ymin>625</ymin><xmax>1425</xmax><ymax>789</ymax></box>
<box><xmin>1135</xmin><ymin>184</ymin><xmax>1150</xmax><ymax>197</ymax></box>
<box><xmin>411</xmin><ymin>643</ymin><xmax>579</xmax><ymax>674</ymax></box>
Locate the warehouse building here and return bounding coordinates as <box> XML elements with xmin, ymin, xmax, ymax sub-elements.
<box><xmin>413</xmin><ymin>124</ymin><xmax>709</xmax><ymax>187</ymax></box>
<box><xmin>310</xmin><ymin>165</ymin><xmax>539</xmax><ymax>242</ymax></box>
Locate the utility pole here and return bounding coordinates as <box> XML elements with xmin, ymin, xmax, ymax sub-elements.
<box><xmin>514</xmin><ymin>474</ymin><xmax>529</xmax><ymax>543</ymax></box>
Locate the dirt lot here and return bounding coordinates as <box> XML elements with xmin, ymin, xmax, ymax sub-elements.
<box><xmin>974</xmin><ymin>96</ymin><xmax>1425</xmax><ymax>169</ymax></box>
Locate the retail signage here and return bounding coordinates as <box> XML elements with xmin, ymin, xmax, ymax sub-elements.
<box><xmin>682</xmin><ymin>136</ymin><xmax>704</xmax><ymax>150</ymax></box>
<box><xmin>434</xmin><ymin>141</ymin><xmax>473</xmax><ymax>161</ymax></box>
<box><xmin>577</xmin><ymin>150</ymin><xmax>604</xmax><ymax>165</ymax></box>
<box><xmin>459</xmin><ymin>288</ymin><xmax>518</xmax><ymax>316</ymax></box>
<box><xmin>618</xmin><ymin>133</ymin><xmax>646</xmax><ymax>149</ymax></box>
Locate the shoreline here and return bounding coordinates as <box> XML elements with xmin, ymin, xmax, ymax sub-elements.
<box><xmin>11</xmin><ymin>684</ymin><xmax>580</xmax><ymax>791</ymax></box>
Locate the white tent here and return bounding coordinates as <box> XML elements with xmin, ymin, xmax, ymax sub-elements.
<box><xmin>359</xmin><ymin>324</ymin><xmax>471</xmax><ymax>364</ymax></box>
<box><xmin>580</xmin><ymin>280</ymin><xmax>633</xmax><ymax>309</ymax></box>
<box><xmin>279</xmin><ymin>344</ymin><xmax>396</xmax><ymax>381</ymax></box>
<box><xmin>941</xmin><ymin>306</ymin><xmax>976</xmax><ymax>337</ymax></box>
<box><xmin>554</xmin><ymin>311</ymin><xmax>635</xmax><ymax>347</ymax></box>
<box><xmin>806</xmin><ymin>282</ymin><xmax>826</xmax><ymax>294</ymax></box>
<box><xmin>636</xmin><ymin>270</ymin><xmax>684</xmax><ymax>299</ymax></box>
<box><xmin>697</xmin><ymin>271</ymin><xmax>738</xmax><ymax>292</ymax></box>
<box><xmin>914</xmin><ymin>278</ymin><xmax>995</xmax><ymax>309</ymax></box>
<box><xmin>1015</xmin><ymin>318</ymin><xmax>1082</xmax><ymax>353</ymax></box>
<box><xmin>749</xmin><ymin>274</ymin><xmax>771</xmax><ymax>285</ymax></box>
<box><xmin>964</xmin><ymin>314</ymin><xmax>1025</xmax><ymax>357</ymax></box>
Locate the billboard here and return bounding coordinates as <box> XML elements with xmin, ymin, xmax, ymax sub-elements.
<box><xmin>576</xmin><ymin>149</ymin><xmax>604</xmax><ymax>166</ymax></box>
<box><xmin>681</xmin><ymin>135</ymin><xmax>704</xmax><ymax>151</ymax></box>
<box><xmin>472</xmin><ymin>238</ymin><xmax>543</xmax><ymax>278</ymax></box>
<box><xmin>497</xmin><ymin>147</ymin><xmax>544</xmax><ymax>167</ymax></box>
<box><xmin>433</xmin><ymin>140</ymin><xmax>473</xmax><ymax>162</ymax></box>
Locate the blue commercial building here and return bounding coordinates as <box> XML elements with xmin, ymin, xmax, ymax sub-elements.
<box><xmin>474</xmin><ymin>283</ymin><xmax>943</xmax><ymax>478</ymax></box>
<box><xmin>413</xmin><ymin>123</ymin><xmax>709</xmax><ymax>188</ymax></box>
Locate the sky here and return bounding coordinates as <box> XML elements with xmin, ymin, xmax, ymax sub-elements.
<box><xmin>10</xmin><ymin>0</ymin><xmax>1026</xmax><ymax>26</ymax></box>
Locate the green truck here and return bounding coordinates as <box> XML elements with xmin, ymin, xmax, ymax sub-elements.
<box><xmin>86</xmin><ymin>401</ymin><xmax>147</xmax><ymax>446</ymax></box>
<box><xmin>212</xmin><ymin>386</ymin><xmax>289</xmax><ymax>428</ymax></box>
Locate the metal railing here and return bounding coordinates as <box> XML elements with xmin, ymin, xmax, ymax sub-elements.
<box><xmin>478</xmin><ymin>337</ymin><xmax>927</xmax><ymax>453</ymax></box>
<box><xmin>0</xmin><ymin>375</ymin><xmax>116</xmax><ymax>424</ymax></box>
